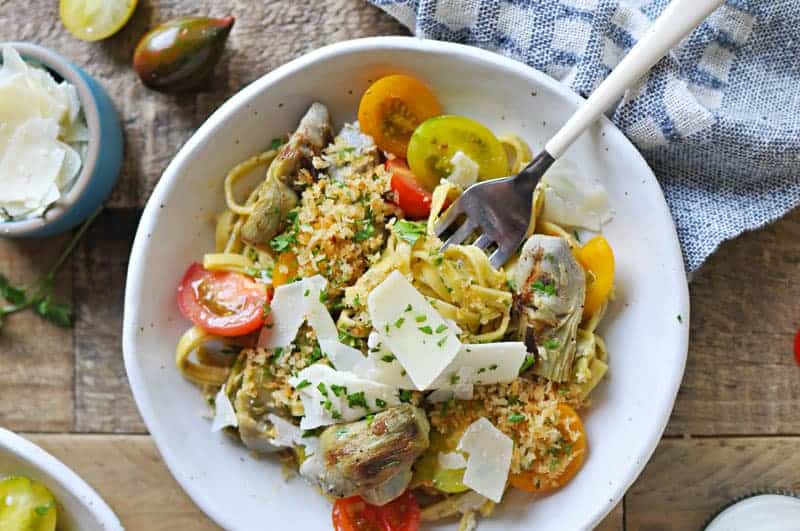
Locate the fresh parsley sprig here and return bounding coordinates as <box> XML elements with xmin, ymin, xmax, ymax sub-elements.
<box><xmin>0</xmin><ymin>207</ymin><xmax>102</xmax><ymax>330</ymax></box>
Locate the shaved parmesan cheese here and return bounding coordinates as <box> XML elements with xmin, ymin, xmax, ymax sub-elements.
<box><xmin>211</xmin><ymin>385</ymin><xmax>238</xmax><ymax>432</ymax></box>
<box><xmin>446</xmin><ymin>151</ymin><xmax>479</xmax><ymax>189</ymax></box>
<box><xmin>457</xmin><ymin>418</ymin><xmax>513</xmax><ymax>503</ymax></box>
<box><xmin>431</xmin><ymin>342</ymin><xmax>527</xmax><ymax>389</ymax></box>
<box><xmin>319</xmin><ymin>339</ymin><xmax>365</xmax><ymax>372</ymax></box>
<box><xmin>259</xmin><ymin>275</ymin><xmax>337</xmax><ymax>348</ymax></box>
<box><xmin>439</xmin><ymin>451</ymin><xmax>468</xmax><ymax>470</ymax></box>
<box><xmin>540</xmin><ymin>159</ymin><xmax>614</xmax><ymax>231</ymax></box>
<box><xmin>0</xmin><ymin>46</ymin><xmax>87</xmax><ymax>221</ymax></box>
<box><xmin>265</xmin><ymin>413</ymin><xmax>308</xmax><ymax>451</ymax></box>
<box><xmin>261</xmin><ymin>280</ymin><xmax>306</xmax><ymax>349</ymax></box>
<box><xmin>368</xmin><ymin>271</ymin><xmax>461</xmax><ymax>390</ymax></box>
<box><xmin>303</xmin><ymin>276</ymin><xmax>338</xmax><ymax>341</ymax></box>
<box><xmin>289</xmin><ymin>364</ymin><xmax>401</xmax><ymax>429</ymax></box>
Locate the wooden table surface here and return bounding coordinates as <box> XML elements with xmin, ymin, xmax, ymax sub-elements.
<box><xmin>1</xmin><ymin>1</ymin><xmax>799</xmax><ymax>529</ymax></box>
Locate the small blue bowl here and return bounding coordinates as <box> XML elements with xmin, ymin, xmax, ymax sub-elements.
<box><xmin>0</xmin><ymin>42</ymin><xmax>123</xmax><ymax>238</ymax></box>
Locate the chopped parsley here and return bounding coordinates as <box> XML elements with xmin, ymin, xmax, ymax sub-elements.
<box><xmin>435</xmin><ymin>324</ymin><xmax>448</xmax><ymax>334</ymax></box>
<box><xmin>436</xmin><ymin>337</ymin><xmax>447</xmax><ymax>347</ymax></box>
<box><xmin>34</xmin><ymin>503</ymin><xmax>52</xmax><ymax>516</ymax></box>
<box><xmin>308</xmin><ymin>344</ymin><xmax>323</xmax><ymax>363</ymax></box>
<box><xmin>415</xmin><ymin>315</ymin><xmax>427</xmax><ymax>323</ymax></box>
<box><xmin>532</xmin><ymin>279</ymin><xmax>557</xmax><ymax>297</ymax></box>
<box><xmin>398</xmin><ymin>389</ymin><xmax>412</xmax><ymax>403</ymax></box>
<box><xmin>375</xmin><ymin>398</ymin><xmax>387</xmax><ymax>408</ymax></box>
<box><xmin>519</xmin><ymin>354</ymin><xmax>536</xmax><ymax>374</ymax></box>
<box><xmin>303</xmin><ymin>288</ymin><xmax>310</xmax><ymax>297</ymax></box>
<box><xmin>381</xmin><ymin>354</ymin><xmax>396</xmax><ymax>363</ymax></box>
<box><xmin>347</xmin><ymin>391</ymin><xmax>368</xmax><ymax>409</ymax></box>
<box><xmin>505</xmin><ymin>279</ymin><xmax>518</xmax><ymax>291</ymax></box>
<box><xmin>319</xmin><ymin>289</ymin><xmax>328</xmax><ymax>303</ymax></box>
<box><xmin>331</xmin><ymin>384</ymin><xmax>347</xmax><ymax>397</ymax></box>
<box><xmin>418</xmin><ymin>325</ymin><xmax>433</xmax><ymax>335</ymax></box>
<box><xmin>269</xmin><ymin>137</ymin><xmax>284</xmax><ymax>150</ymax></box>
<box><xmin>353</xmin><ymin>211</ymin><xmax>375</xmax><ymax>242</ymax></box>
<box><xmin>295</xmin><ymin>379</ymin><xmax>311</xmax><ymax>390</ymax></box>
<box><xmin>573</xmin><ymin>229</ymin><xmax>581</xmax><ymax>242</ymax></box>
<box><xmin>317</xmin><ymin>382</ymin><xmax>329</xmax><ymax>397</ymax></box>
<box><xmin>543</xmin><ymin>338</ymin><xmax>560</xmax><ymax>350</ymax></box>
<box><xmin>449</xmin><ymin>373</ymin><xmax>460</xmax><ymax>385</ymax></box>
<box><xmin>270</xmin><ymin>211</ymin><xmax>299</xmax><ymax>252</ymax></box>
<box><xmin>508</xmin><ymin>413</ymin><xmax>526</xmax><ymax>423</ymax></box>
<box><xmin>677</xmin><ymin>314</ymin><xmax>683</xmax><ymax>323</ymax></box>
<box><xmin>404</xmin><ymin>304</ymin><xmax>413</xmax><ymax>312</ymax></box>
<box><xmin>489</xmin><ymin>364</ymin><xmax>498</xmax><ymax>370</ymax></box>
<box><xmin>394</xmin><ymin>317</ymin><xmax>405</xmax><ymax>328</ymax></box>
<box><xmin>393</xmin><ymin>219</ymin><xmax>427</xmax><ymax>245</ymax></box>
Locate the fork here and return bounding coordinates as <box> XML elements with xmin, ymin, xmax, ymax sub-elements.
<box><xmin>435</xmin><ymin>0</ymin><xmax>725</xmax><ymax>269</ymax></box>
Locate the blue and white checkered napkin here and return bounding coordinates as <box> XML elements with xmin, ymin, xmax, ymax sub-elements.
<box><xmin>370</xmin><ymin>0</ymin><xmax>800</xmax><ymax>272</ymax></box>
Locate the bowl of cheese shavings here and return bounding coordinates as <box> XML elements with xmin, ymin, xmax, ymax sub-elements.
<box><xmin>0</xmin><ymin>42</ymin><xmax>122</xmax><ymax>238</ymax></box>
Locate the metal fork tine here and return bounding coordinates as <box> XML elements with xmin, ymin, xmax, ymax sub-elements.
<box><xmin>433</xmin><ymin>201</ymin><xmax>464</xmax><ymax>238</ymax></box>
<box><xmin>489</xmin><ymin>246</ymin><xmax>515</xmax><ymax>270</ymax></box>
<box><xmin>473</xmin><ymin>233</ymin><xmax>493</xmax><ymax>250</ymax></box>
<box><xmin>443</xmin><ymin>219</ymin><xmax>478</xmax><ymax>249</ymax></box>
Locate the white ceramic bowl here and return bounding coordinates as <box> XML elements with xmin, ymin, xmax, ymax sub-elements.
<box><xmin>0</xmin><ymin>428</ymin><xmax>122</xmax><ymax>530</ymax></box>
<box><xmin>123</xmin><ymin>37</ymin><xmax>689</xmax><ymax>531</ymax></box>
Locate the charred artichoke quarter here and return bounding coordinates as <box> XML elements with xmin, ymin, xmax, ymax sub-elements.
<box><xmin>302</xmin><ymin>404</ymin><xmax>430</xmax><ymax>506</ymax></box>
<box><xmin>240</xmin><ymin>102</ymin><xmax>333</xmax><ymax>246</ymax></box>
<box><xmin>513</xmin><ymin>234</ymin><xmax>586</xmax><ymax>382</ymax></box>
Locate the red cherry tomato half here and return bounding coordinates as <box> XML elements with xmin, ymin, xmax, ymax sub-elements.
<box><xmin>177</xmin><ymin>262</ymin><xmax>269</xmax><ymax>337</ymax></box>
<box><xmin>794</xmin><ymin>328</ymin><xmax>800</xmax><ymax>366</ymax></box>
<box><xmin>332</xmin><ymin>492</ymin><xmax>420</xmax><ymax>531</ymax></box>
<box><xmin>377</xmin><ymin>491</ymin><xmax>420</xmax><ymax>531</ymax></box>
<box><xmin>387</xmin><ymin>159</ymin><xmax>433</xmax><ymax>220</ymax></box>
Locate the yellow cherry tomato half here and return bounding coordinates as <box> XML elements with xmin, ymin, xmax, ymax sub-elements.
<box><xmin>60</xmin><ymin>0</ymin><xmax>138</xmax><ymax>42</ymax></box>
<box><xmin>358</xmin><ymin>74</ymin><xmax>442</xmax><ymax>157</ymax></box>
<box><xmin>407</xmin><ymin>115</ymin><xmax>509</xmax><ymax>190</ymax></box>
<box><xmin>0</xmin><ymin>476</ymin><xmax>57</xmax><ymax>531</ymax></box>
<box><xmin>509</xmin><ymin>404</ymin><xmax>586</xmax><ymax>493</ymax></box>
<box><xmin>271</xmin><ymin>252</ymin><xmax>299</xmax><ymax>287</ymax></box>
<box><xmin>574</xmin><ymin>236</ymin><xmax>615</xmax><ymax>320</ymax></box>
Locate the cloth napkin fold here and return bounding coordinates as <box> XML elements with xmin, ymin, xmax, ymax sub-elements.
<box><xmin>370</xmin><ymin>0</ymin><xmax>800</xmax><ymax>273</ymax></box>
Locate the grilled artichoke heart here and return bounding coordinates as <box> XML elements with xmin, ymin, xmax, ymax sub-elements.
<box><xmin>513</xmin><ymin>234</ymin><xmax>586</xmax><ymax>382</ymax></box>
<box><xmin>240</xmin><ymin>102</ymin><xmax>333</xmax><ymax>245</ymax></box>
<box><xmin>302</xmin><ymin>404</ymin><xmax>430</xmax><ymax>505</ymax></box>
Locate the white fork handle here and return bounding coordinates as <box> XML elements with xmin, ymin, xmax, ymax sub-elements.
<box><xmin>544</xmin><ymin>0</ymin><xmax>725</xmax><ymax>159</ymax></box>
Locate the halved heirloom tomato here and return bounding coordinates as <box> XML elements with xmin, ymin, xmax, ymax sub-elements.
<box><xmin>332</xmin><ymin>491</ymin><xmax>420</xmax><ymax>531</ymax></box>
<box><xmin>574</xmin><ymin>236</ymin><xmax>615</xmax><ymax>320</ymax></box>
<box><xmin>271</xmin><ymin>251</ymin><xmax>299</xmax><ymax>287</ymax></box>
<box><xmin>509</xmin><ymin>404</ymin><xmax>587</xmax><ymax>493</ymax></box>
<box><xmin>0</xmin><ymin>476</ymin><xmax>57</xmax><ymax>531</ymax></box>
<box><xmin>358</xmin><ymin>75</ymin><xmax>442</xmax><ymax>157</ymax></box>
<box><xmin>386</xmin><ymin>159</ymin><xmax>433</xmax><ymax>220</ymax></box>
<box><xmin>177</xmin><ymin>262</ymin><xmax>269</xmax><ymax>337</ymax></box>
<box><xmin>406</xmin><ymin>115</ymin><xmax>509</xmax><ymax>190</ymax></box>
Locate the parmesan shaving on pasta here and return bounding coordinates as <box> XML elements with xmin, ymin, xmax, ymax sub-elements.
<box><xmin>457</xmin><ymin>418</ymin><xmax>513</xmax><ymax>503</ymax></box>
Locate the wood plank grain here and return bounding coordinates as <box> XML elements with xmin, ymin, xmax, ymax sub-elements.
<box><xmin>25</xmin><ymin>433</ymin><xmax>220</xmax><ymax>531</ymax></box>
<box><xmin>0</xmin><ymin>235</ymin><xmax>74</xmax><ymax>432</ymax></box>
<box><xmin>0</xmin><ymin>0</ymin><xmax>408</xmax><ymax>209</ymax></box>
<box><xmin>73</xmin><ymin>209</ymin><xmax>146</xmax><ymax>433</ymax></box>
<box><xmin>596</xmin><ymin>502</ymin><xmax>624</xmax><ymax>531</ymax></box>
<box><xmin>626</xmin><ymin>436</ymin><xmax>800</xmax><ymax>530</ymax></box>
<box><xmin>666</xmin><ymin>207</ymin><xmax>800</xmax><ymax>436</ymax></box>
